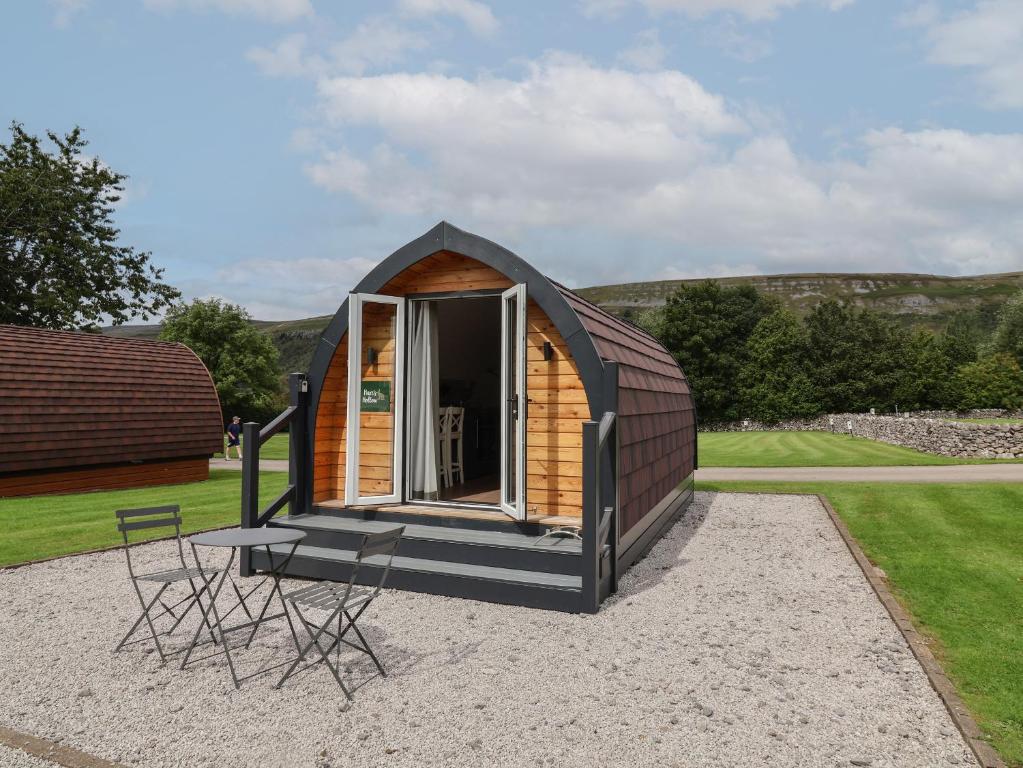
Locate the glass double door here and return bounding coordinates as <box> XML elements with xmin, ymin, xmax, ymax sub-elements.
<box><xmin>344</xmin><ymin>286</ymin><xmax>527</xmax><ymax>520</ymax></box>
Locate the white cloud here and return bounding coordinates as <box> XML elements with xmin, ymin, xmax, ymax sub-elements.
<box><xmin>617</xmin><ymin>28</ymin><xmax>668</xmax><ymax>70</ymax></box>
<box><xmin>580</xmin><ymin>0</ymin><xmax>852</xmax><ymax>22</ymax></box>
<box><xmin>398</xmin><ymin>0</ymin><xmax>498</xmax><ymax>36</ymax></box>
<box><xmin>301</xmin><ymin>56</ymin><xmax>1023</xmax><ymax>279</ymax></box>
<box><xmin>248</xmin><ymin>19</ymin><xmax>428</xmax><ymax>78</ymax></box>
<box><xmin>49</xmin><ymin>0</ymin><xmax>87</xmax><ymax>27</ymax></box>
<box><xmin>214</xmin><ymin>255</ymin><xmax>380</xmax><ymax>317</ymax></box>
<box><xmin>916</xmin><ymin>0</ymin><xmax>1023</xmax><ymax>109</ymax></box>
<box><xmin>143</xmin><ymin>0</ymin><xmax>312</xmax><ymax>23</ymax></box>
<box><xmin>247</xmin><ymin>33</ymin><xmax>324</xmax><ymax>77</ymax></box>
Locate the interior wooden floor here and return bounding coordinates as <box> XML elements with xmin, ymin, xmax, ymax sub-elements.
<box><xmin>439</xmin><ymin>474</ymin><xmax>500</xmax><ymax>504</ymax></box>
<box><xmin>316</xmin><ymin>497</ymin><xmax>580</xmax><ymax>527</ymax></box>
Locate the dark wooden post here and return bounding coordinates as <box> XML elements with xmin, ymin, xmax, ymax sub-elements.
<box><xmin>581</xmin><ymin>419</ymin><xmax>600</xmax><ymax>614</ymax></box>
<box><xmin>288</xmin><ymin>372</ymin><xmax>309</xmax><ymax>517</ymax></box>
<box><xmin>239</xmin><ymin>421</ymin><xmax>260</xmax><ymax>577</ymax></box>
<box><xmin>602</xmin><ymin>361</ymin><xmax>619</xmax><ymax>595</ymax></box>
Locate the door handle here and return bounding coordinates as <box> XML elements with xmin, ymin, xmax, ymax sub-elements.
<box><xmin>509</xmin><ymin>396</ymin><xmax>519</xmax><ymax>420</ymax></box>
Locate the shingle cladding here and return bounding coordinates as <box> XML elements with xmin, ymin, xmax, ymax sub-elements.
<box><xmin>0</xmin><ymin>325</ymin><xmax>223</xmax><ymax>474</ymax></box>
<box><xmin>556</xmin><ymin>288</ymin><xmax>696</xmax><ymax>535</ymax></box>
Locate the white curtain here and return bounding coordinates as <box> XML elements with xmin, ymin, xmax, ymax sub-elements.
<box><xmin>408</xmin><ymin>301</ymin><xmax>440</xmax><ymax>500</ymax></box>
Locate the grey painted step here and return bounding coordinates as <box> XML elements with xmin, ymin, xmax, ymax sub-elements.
<box><xmin>267</xmin><ymin>543</ymin><xmax>582</xmax><ymax>591</ymax></box>
<box><xmin>274</xmin><ymin>514</ymin><xmax>581</xmax><ymax>553</ymax></box>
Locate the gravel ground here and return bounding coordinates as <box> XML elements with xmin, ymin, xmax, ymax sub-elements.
<box><xmin>0</xmin><ymin>492</ymin><xmax>977</xmax><ymax>768</ymax></box>
<box><xmin>0</xmin><ymin>745</ymin><xmax>54</xmax><ymax>768</ymax></box>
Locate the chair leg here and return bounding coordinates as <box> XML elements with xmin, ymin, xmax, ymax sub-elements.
<box><xmin>342</xmin><ymin>607</ymin><xmax>386</xmax><ymax>677</ymax></box>
<box><xmin>277</xmin><ymin>603</ymin><xmax>353</xmax><ymax>700</ymax></box>
<box><xmin>116</xmin><ymin>582</ymin><xmax>170</xmax><ymax>663</ymax></box>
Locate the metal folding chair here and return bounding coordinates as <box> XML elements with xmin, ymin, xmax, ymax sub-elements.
<box><xmin>113</xmin><ymin>505</ymin><xmax>222</xmax><ymax>664</ymax></box>
<box><xmin>275</xmin><ymin>526</ymin><xmax>404</xmax><ymax>700</ymax></box>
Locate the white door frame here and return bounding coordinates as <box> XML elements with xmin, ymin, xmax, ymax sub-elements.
<box><xmin>500</xmin><ymin>284</ymin><xmax>527</xmax><ymax>520</ymax></box>
<box><xmin>345</xmin><ymin>293</ymin><xmax>405</xmax><ymax>506</ymax></box>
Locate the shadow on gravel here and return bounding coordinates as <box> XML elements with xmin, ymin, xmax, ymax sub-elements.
<box><xmin>612</xmin><ymin>492</ymin><xmax>713</xmax><ymax>601</ymax></box>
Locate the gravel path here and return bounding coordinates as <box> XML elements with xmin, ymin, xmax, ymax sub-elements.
<box><xmin>0</xmin><ymin>492</ymin><xmax>977</xmax><ymax>768</ymax></box>
<box><xmin>0</xmin><ymin>746</ymin><xmax>54</xmax><ymax>768</ymax></box>
<box><xmin>697</xmin><ymin>464</ymin><xmax>1023</xmax><ymax>482</ymax></box>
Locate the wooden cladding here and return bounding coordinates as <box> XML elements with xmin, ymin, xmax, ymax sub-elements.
<box><xmin>312</xmin><ymin>251</ymin><xmax>591</xmax><ymax>518</ymax></box>
<box><xmin>0</xmin><ymin>457</ymin><xmax>210</xmax><ymax>498</ymax></box>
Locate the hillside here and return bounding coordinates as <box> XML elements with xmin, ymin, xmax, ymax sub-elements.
<box><xmin>575</xmin><ymin>271</ymin><xmax>1023</xmax><ymax>331</ymax></box>
<box><xmin>104</xmin><ymin>271</ymin><xmax>1023</xmax><ymax>371</ymax></box>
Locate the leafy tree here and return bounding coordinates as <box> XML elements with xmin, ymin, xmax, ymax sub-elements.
<box><xmin>804</xmin><ymin>301</ymin><xmax>911</xmax><ymax>413</ymax></box>
<box><xmin>893</xmin><ymin>329</ymin><xmax>949</xmax><ymax>411</ymax></box>
<box><xmin>988</xmin><ymin>290</ymin><xmax>1023</xmax><ymax>365</ymax></box>
<box><xmin>951</xmin><ymin>353</ymin><xmax>1023</xmax><ymax>410</ymax></box>
<box><xmin>658</xmin><ymin>281</ymin><xmax>778</xmax><ymax>421</ymax></box>
<box><xmin>160</xmin><ymin>299</ymin><xmax>284</xmax><ymax>425</ymax></box>
<box><xmin>0</xmin><ymin>122</ymin><xmax>178</xmax><ymax>329</ymax></box>
<box><xmin>738</xmin><ymin>309</ymin><xmax>821</xmax><ymax>422</ymax></box>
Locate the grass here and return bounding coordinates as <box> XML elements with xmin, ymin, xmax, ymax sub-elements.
<box><xmin>0</xmin><ymin>469</ymin><xmax>289</xmax><ymax>567</ymax></box>
<box><xmin>697</xmin><ymin>480</ymin><xmax>1023</xmax><ymax>766</ymax></box>
<box><xmin>214</xmin><ymin>432</ymin><xmax>290</xmax><ymax>460</ymax></box>
<box><xmin>697</xmin><ymin>430</ymin><xmax>1016</xmax><ymax>467</ymax></box>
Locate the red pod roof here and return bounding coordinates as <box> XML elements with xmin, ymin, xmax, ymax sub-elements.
<box><xmin>0</xmin><ymin>325</ymin><xmax>223</xmax><ymax>474</ymax></box>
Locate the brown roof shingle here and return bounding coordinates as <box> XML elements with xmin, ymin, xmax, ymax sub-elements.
<box><xmin>0</xmin><ymin>325</ymin><xmax>223</xmax><ymax>474</ymax></box>
<box><xmin>556</xmin><ymin>287</ymin><xmax>696</xmax><ymax>535</ymax></box>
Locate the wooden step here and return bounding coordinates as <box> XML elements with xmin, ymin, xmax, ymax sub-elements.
<box><xmin>270</xmin><ymin>514</ymin><xmax>582</xmax><ymax>575</ymax></box>
<box><xmin>252</xmin><ymin>543</ymin><xmax>584</xmax><ymax>613</ymax></box>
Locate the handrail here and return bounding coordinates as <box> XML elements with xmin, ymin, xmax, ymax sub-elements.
<box><xmin>597</xmin><ymin>411</ymin><xmax>615</xmax><ymax>449</ymax></box>
<box><xmin>240</xmin><ymin>373</ymin><xmax>309</xmax><ymax>577</ymax></box>
<box><xmin>260</xmin><ymin>405</ymin><xmax>297</xmax><ymax>442</ymax></box>
<box><xmin>254</xmin><ymin>484</ymin><xmax>296</xmax><ymax>528</ymax></box>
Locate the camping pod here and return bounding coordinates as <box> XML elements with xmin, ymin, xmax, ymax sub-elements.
<box><xmin>0</xmin><ymin>326</ymin><xmax>222</xmax><ymax>497</ymax></box>
<box><xmin>243</xmin><ymin>222</ymin><xmax>697</xmax><ymax>612</ymax></box>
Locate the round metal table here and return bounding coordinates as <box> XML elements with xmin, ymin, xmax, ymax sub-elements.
<box><xmin>181</xmin><ymin>527</ymin><xmax>306</xmax><ymax>688</ymax></box>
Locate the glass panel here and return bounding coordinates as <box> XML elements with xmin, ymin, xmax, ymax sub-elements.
<box><xmin>357</xmin><ymin>301</ymin><xmax>397</xmax><ymax>498</ymax></box>
<box><xmin>504</xmin><ymin>294</ymin><xmax>518</xmax><ymax>507</ymax></box>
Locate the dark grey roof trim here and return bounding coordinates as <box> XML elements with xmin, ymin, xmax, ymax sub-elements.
<box><xmin>306</xmin><ymin>221</ymin><xmax>607</xmax><ymax>440</ymax></box>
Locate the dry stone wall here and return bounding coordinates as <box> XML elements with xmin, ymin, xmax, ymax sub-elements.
<box><xmin>702</xmin><ymin>412</ymin><xmax>1023</xmax><ymax>459</ymax></box>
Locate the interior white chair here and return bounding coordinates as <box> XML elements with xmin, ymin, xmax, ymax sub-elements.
<box><xmin>446</xmin><ymin>406</ymin><xmax>465</xmax><ymax>487</ymax></box>
<box><xmin>437</xmin><ymin>408</ymin><xmax>451</xmax><ymax>488</ymax></box>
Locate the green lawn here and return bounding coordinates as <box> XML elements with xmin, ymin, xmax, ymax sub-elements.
<box><xmin>215</xmin><ymin>432</ymin><xmax>290</xmax><ymax>460</ymax></box>
<box><xmin>698</xmin><ymin>430</ymin><xmax>1013</xmax><ymax>467</ymax></box>
<box><xmin>697</xmin><ymin>480</ymin><xmax>1023</xmax><ymax>766</ymax></box>
<box><xmin>0</xmin><ymin>469</ymin><xmax>289</xmax><ymax>567</ymax></box>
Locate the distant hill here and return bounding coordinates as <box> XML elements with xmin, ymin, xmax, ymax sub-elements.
<box><xmin>104</xmin><ymin>315</ymin><xmax>335</xmax><ymax>374</ymax></box>
<box><xmin>104</xmin><ymin>271</ymin><xmax>1023</xmax><ymax>371</ymax></box>
<box><xmin>574</xmin><ymin>271</ymin><xmax>1023</xmax><ymax>331</ymax></box>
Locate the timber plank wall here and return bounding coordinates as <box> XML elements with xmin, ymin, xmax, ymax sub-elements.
<box><xmin>312</xmin><ymin>251</ymin><xmax>591</xmax><ymax>519</ymax></box>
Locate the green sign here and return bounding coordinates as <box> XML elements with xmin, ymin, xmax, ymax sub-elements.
<box><xmin>360</xmin><ymin>381</ymin><xmax>391</xmax><ymax>413</ymax></box>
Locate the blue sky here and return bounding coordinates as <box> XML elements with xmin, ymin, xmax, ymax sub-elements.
<box><xmin>3</xmin><ymin>0</ymin><xmax>1021</xmax><ymax>319</ymax></box>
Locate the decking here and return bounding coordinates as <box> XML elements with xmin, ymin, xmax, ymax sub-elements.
<box><xmin>254</xmin><ymin>505</ymin><xmax>585</xmax><ymax>612</ymax></box>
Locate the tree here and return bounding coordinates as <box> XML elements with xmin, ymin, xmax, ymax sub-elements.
<box><xmin>988</xmin><ymin>290</ymin><xmax>1023</xmax><ymax>365</ymax></box>
<box><xmin>658</xmin><ymin>281</ymin><xmax>778</xmax><ymax>421</ymax></box>
<box><xmin>0</xmin><ymin>122</ymin><xmax>179</xmax><ymax>329</ymax></box>
<box><xmin>804</xmin><ymin>301</ymin><xmax>912</xmax><ymax>413</ymax></box>
<box><xmin>160</xmin><ymin>299</ymin><xmax>284</xmax><ymax>425</ymax></box>
<box><xmin>951</xmin><ymin>353</ymin><xmax>1023</xmax><ymax>410</ymax></box>
<box><xmin>738</xmin><ymin>309</ymin><xmax>821</xmax><ymax>422</ymax></box>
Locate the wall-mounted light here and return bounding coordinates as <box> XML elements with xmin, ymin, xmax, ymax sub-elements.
<box><xmin>542</xmin><ymin>341</ymin><xmax>554</xmax><ymax>361</ymax></box>
<box><xmin>367</xmin><ymin>347</ymin><xmax>378</xmax><ymax>365</ymax></box>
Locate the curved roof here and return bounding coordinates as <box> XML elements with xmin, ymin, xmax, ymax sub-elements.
<box><xmin>304</xmin><ymin>222</ymin><xmax>696</xmax><ymax>531</ymax></box>
<box><xmin>555</xmin><ymin>286</ymin><xmax>696</xmax><ymax>533</ymax></box>
<box><xmin>0</xmin><ymin>325</ymin><xmax>223</xmax><ymax>474</ymax></box>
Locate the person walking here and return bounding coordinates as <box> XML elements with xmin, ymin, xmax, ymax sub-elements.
<box><xmin>226</xmin><ymin>416</ymin><xmax>243</xmax><ymax>460</ymax></box>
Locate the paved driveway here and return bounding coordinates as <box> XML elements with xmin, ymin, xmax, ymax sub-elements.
<box><xmin>697</xmin><ymin>464</ymin><xmax>1023</xmax><ymax>482</ymax></box>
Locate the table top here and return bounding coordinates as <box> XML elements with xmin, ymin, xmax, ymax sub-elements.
<box><xmin>190</xmin><ymin>528</ymin><xmax>306</xmax><ymax>548</ymax></box>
